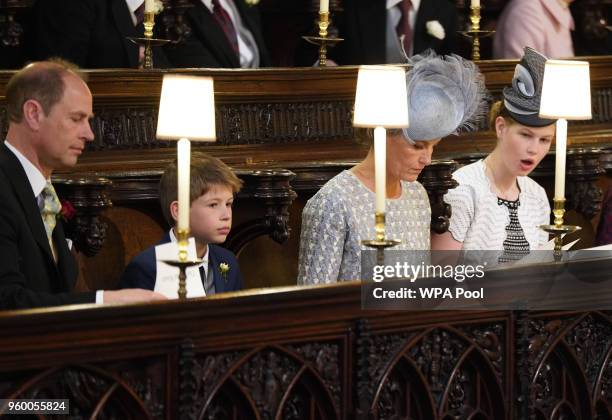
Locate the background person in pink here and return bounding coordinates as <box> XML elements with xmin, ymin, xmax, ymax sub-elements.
<box><xmin>493</xmin><ymin>0</ymin><xmax>575</xmax><ymax>59</ymax></box>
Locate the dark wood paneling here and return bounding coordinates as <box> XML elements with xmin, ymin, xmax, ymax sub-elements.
<box><xmin>0</xmin><ymin>269</ymin><xmax>611</xmax><ymax>419</ymax></box>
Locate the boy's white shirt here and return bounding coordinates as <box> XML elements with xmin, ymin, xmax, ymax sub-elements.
<box><xmin>154</xmin><ymin>235</ymin><xmax>208</xmax><ymax>299</ymax></box>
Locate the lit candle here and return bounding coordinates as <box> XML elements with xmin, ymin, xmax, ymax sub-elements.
<box><xmin>374</xmin><ymin>127</ymin><xmax>386</xmax><ymax>214</ymax></box>
<box><xmin>145</xmin><ymin>0</ymin><xmax>155</xmax><ymax>13</ymax></box>
<box><xmin>471</xmin><ymin>0</ymin><xmax>480</xmax><ymax>7</ymax></box>
<box><xmin>319</xmin><ymin>0</ymin><xmax>329</xmax><ymax>13</ymax></box>
<box><xmin>177</xmin><ymin>138</ymin><xmax>191</xmax><ymax>232</ymax></box>
<box><xmin>554</xmin><ymin>119</ymin><xmax>567</xmax><ymax>200</ymax></box>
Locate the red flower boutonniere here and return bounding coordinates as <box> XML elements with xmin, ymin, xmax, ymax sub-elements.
<box><xmin>59</xmin><ymin>199</ymin><xmax>76</xmax><ymax>222</ymax></box>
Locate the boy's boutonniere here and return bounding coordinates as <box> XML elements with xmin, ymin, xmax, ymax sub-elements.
<box><xmin>219</xmin><ymin>262</ymin><xmax>230</xmax><ymax>281</ymax></box>
<box><xmin>59</xmin><ymin>199</ymin><xmax>76</xmax><ymax>222</ymax></box>
<box><xmin>426</xmin><ymin>20</ymin><xmax>446</xmax><ymax>40</ymax></box>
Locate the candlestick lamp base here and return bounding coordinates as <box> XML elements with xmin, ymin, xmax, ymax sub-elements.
<box><xmin>458</xmin><ymin>5</ymin><xmax>495</xmax><ymax>61</ymax></box>
<box><xmin>126</xmin><ymin>36</ymin><xmax>172</xmax><ymax>69</ymax></box>
<box><xmin>361</xmin><ymin>239</ymin><xmax>401</xmax><ymax>248</ymax></box>
<box><xmin>539</xmin><ymin>224</ymin><xmax>581</xmax><ymax>261</ymax></box>
<box><xmin>303</xmin><ymin>36</ymin><xmax>344</xmax><ymax>66</ymax></box>
<box><xmin>160</xmin><ymin>258</ymin><xmax>203</xmax><ymax>300</ymax></box>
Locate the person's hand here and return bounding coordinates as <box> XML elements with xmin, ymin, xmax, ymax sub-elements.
<box><xmin>103</xmin><ymin>289</ymin><xmax>167</xmax><ymax>304</ymax></box>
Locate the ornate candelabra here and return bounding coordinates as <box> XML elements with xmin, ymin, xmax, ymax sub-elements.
<box><xmin>362</xmin><ymin>213</ymin><xmax>401</xmax><ymax>249</ymax></box>
<box><xmin>540</xmin><ymin>199</ymin><xmax>581</xmax><ymax>261</ymax></box>
<box><xmin>161</xmin><ymin>228</ymin><xmax>202</xmax><ymax>300</ymax></box>
<box><xmin>362</xmin><ymin>213</ymin><xmax>401</xmax><ymax>265</ymax></box>
<box><xmin>156</xmin><ymin>75</ymin><xmax>217</xmax><ymax>299</ymax></box>
<box><xmin>538</xmin><ymin>59</ymin><xmax>591</xmax><ymax>261</ymax></box>
<box><xmin>302</xmin><ymin>11</ymin><xmax>343</xmax><ymax>66</ymax></box>
<box><xmin>353</xmin><ymin>67</ymin><xmax>408</xmax><ymax>264</ymax></box>
<box><xmin>127</xmin><ymin>11</ymin><xmax>171</xmax><ymax>69</ymax></box>
<box><xmin>459</xmin><ymin>5</ymin><xmax>494</xmax><ymax>61</ymax></box>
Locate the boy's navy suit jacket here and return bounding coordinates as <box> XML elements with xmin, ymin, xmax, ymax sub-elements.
<box><xmin>120</xmin><ymin>232</ymin><xmax>243</xmax><ymax>293</ymax></box>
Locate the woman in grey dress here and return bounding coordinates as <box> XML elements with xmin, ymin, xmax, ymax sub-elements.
<box><xmin>297</xmin><ymin>52</ymin><xmax>489</xmax><ymax>285</ymax></box>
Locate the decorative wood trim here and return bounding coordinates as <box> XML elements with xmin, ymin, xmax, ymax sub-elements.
<box><xmin>178</xmin><ymin>338</ymin><xmax>197</xmax><ymax>420</ymax></box>
<box><xmin>0</xmin><ymin>276</ymin><xmax>609</xmax><ymax>419</ymax></box>
<box><xmin>566</xmin><ymin>148</ymin><xmax>606</xmax><ymax>219</ymax></box>
<box><xmin>226</xmin><ymin>169</ymin><xmax>297</xmax><ymax>255</ymax></box>
<box><xmin>419</xmin><ymin>161</ymin><xmax>459</xmax><ymax>234</ymax></box>
<box><xmin>53</xmin><ymin>177</ymin><xmax>113</xmax><ymax>258</ymax></box>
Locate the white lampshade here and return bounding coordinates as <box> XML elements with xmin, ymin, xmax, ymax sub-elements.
<box><xmin>539</xmin><ymin>60</ymin><xmax>592</xmax><ymax>120</ymax></box>
<box><xmin>353</xmin><ymin>66</ymin><xmax>409</xmax><ymax>128</ymax></box>
<box><xmin>156</xmin><ymin>75</ymin><xmax>217</xmax><ymax>141</ymax></box>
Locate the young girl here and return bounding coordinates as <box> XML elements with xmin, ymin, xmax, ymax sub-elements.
<box><xmin>432</xmin><ymin>47</ymin><xmax>554</xmax><ymax>262</ymax></box>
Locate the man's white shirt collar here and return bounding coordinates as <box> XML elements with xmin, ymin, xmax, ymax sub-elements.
<box><xmin>4</xmin><ymin>140</ymin><xmax>47</xmax><ymax>198</ymax></box>
<box><xmin>125</xmin><ymin>0</ymin><xmax>144</xmax><ymax>26</ymax></box>
<box><xmin>386</xmin><ymin>0</ymin><xmax>421</xmax><ymax>13</ymax></box>
<box><xmin>387</xmin><ymin>0</ymin><xmax>402</xmax><ymax>9</ymax></box>
<box><xmin>125</xmin><ymin>0</ymin><xmax>144</xmax><ymax>14</ymax></box>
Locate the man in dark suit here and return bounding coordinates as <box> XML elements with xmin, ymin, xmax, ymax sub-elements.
<box><xmin>0</xmin><ymin>59</ymin><xmax>166</xmax><ymax>309</ymax></box>
<box><xmin>29</xmin><ymin>0</ymin><xmax>168</xmax><ymax>68</ymax></box>
<box><xmin>120</xmin><ymin>233</ymin><xmax>243</xmax><ymax>294</ymax></box>
<box><xmin>333</xmin><ymin>0</ymin><xmax>458</xmax><ymax>65</ymax></box>
<box><xmin>163</xmin><ymin>0</ymin><xmax>270</xmax><ymax>68</ymax></box>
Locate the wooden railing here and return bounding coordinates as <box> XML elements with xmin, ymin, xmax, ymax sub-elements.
<box><xmin>1</xmin><ymin>257</ymin><xmax>611</xmax><ymax>419</ymax></box>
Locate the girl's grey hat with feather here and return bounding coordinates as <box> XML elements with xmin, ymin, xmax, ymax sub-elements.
<box><xmin>402</xmin><ymin>50</ymin><xmax>488</xmax><ymax>142</ymax></box>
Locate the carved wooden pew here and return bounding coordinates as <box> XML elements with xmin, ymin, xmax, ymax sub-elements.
<box><xmin>0</xmin><ymin>61</ymin><xmax>611</xmax><ymax>290</ymax></box>
<box><xmin>0</xmin><ymin>259</ymin><xmax>611</xmax><ymax>419</ymax></box>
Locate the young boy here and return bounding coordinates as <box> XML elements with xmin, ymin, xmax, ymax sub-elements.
<box><xmin>120</xmin><ymin>154</ymin><xmax>244</xmax><ymax>296</ymax></box>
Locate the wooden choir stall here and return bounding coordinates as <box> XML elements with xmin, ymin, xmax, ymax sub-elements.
<box><xmin>1</xmin><ymin>52</ymin><xmax>612</xmax><ymax>420</ymax></box>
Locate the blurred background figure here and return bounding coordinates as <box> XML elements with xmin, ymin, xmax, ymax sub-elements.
<box><xmin>330</xmin><ymin>0</ymin><xmax>458</xmax><ymax>65</ymax></box>
<box><xmin>570</xmin><ymin>0</ymin><xmax>612</xmax><ymax>56</ymax></box>
<box><xmin>30</xmin><ymin>0</ymin><xmax>168</xmax><ymax>68</ymax></box>
<box><xmin>28</xmin><ymin>0</ymin><xmax>270</xmax><ymax>69</ymax></box>
<box><xmin>163</xmin><ymin>0</ymin><xmax>270</xmax><ymax>68</ymax></box>
<box><xmin>493</xmin><ymin>0</ymin><xmax>575</xmax><ymax>59</ymax></box>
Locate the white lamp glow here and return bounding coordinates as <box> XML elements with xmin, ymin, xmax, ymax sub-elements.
<box><xmin>176</xmin><ymin>138</ymin><xmax>190</xmax><ymax>232</ymax></box>
<box><xmin>354</xmin><ymin>66</ymin><xmax>409</xmax><ymax>214</ymax></box>
<box><xmin>157</xmin><ymin>75</ymin><xmax>216</xmax><ymax>141</ymax></box>
<box><xmin>539</xmin><ymin>60</ymin><xmax>592</xmax><ymax>200</ymax></box>
<box><xmin>157</xmin><ymin>75</ymin><xmax>216</xmax><ymax>245</ymax></box>
<box><xmin>319</xmin><ymin>0</ymin><xmax>329</xmax><ymax>13</ymax></box>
